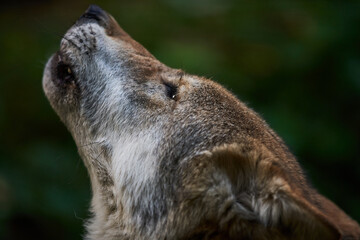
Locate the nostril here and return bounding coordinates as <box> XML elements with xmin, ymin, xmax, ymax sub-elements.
<box><xmin>77</xmin><ymin>5</ymin><xmax>113</xmax><ymax>32</ymax></box>
<box><xmin>82</xmin><ymin>5</ymin><xmax>107</xmax><ymax>22</ymax></box>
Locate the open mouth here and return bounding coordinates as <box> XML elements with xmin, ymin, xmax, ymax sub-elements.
<box><xmin>50</xmin><ymin>52</ymin><xmax>76</xmax><ymax>88</ymax></box>
<box><xmin>56</xmin><ymin>53</ymin><xmax>75</xmax><ymax>84</ymax></box>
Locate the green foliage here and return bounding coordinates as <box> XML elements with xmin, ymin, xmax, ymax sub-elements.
<box><xmin>0</xmin><ymin>0</ymin><xmax>359</xmax><ymax>239</ymax></box>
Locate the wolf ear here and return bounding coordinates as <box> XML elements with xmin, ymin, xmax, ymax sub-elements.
<box><xmin>207</xmin><ymin>143</ymin><xmax>359</xmax><ymax>240</ymax></box>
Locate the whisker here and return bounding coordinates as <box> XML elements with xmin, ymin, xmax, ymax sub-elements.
<box><xmin>62</xmin><ymin>36</ymin><xmax>82</xmax><ymax>51</ymax></box>
<box><xmin>74</xmin><ymin>210</ymin><xmax>85</xmax><ymax>221</ymax></box>
<box><xmin>90</xmin><ymin>148</ymin><xmax>106</xmax><ymax>165</ymax></box>
<box><xmin>78</xmin><ymin>141</ymin><xmax>106</xmax><ymax>148</ymax></box>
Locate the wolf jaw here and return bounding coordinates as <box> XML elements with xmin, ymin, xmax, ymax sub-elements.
<box><xmin>43</xmin><ymin>5</ymin><xmax>360</xmax><ymax>240</ymax></box>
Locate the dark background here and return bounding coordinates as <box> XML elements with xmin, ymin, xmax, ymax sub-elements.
<box><xmin>0</xmin><ymin>0</ymin><xmax>359</xmax><ymax>239</ymax></box>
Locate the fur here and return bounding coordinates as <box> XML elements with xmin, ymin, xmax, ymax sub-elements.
<box><xmin>42</xmin><ymin>5</ymin><xmax>360</xmax><ymax>240</ymax></box>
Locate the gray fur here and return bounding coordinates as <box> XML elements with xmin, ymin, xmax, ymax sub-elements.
<box><xmin>43</xmin><ymin>6</ymin><xmax>360</xmax><ymax>240</ymax></box>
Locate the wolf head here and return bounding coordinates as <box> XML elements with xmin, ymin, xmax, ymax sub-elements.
<box><xmin>43</xmin><ymin>5</ymin><xmax>359</xmax><ymax>240</ymax></box>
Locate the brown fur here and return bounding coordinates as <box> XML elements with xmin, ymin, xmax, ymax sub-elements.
<box><xmin>42</xmin><ymin>5</ymin><xmax>360</xmax><ymax>240</ymax></box>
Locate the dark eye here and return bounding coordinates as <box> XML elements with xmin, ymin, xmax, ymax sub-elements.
<box><xmin>164</xmin><ymin>82</ymin><xmax>178</xmax><ymax>100</ymax></box>
<box><xmin>57</xmin><ymin>62</ymin><xmax>74</xmax><ymax>84</ymax></box>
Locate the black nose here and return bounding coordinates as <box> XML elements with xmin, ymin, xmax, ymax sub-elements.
<box><xmin>81</xmin><ymin>5</ymin><xmax>109</xmax><ymax>24</ymax></box>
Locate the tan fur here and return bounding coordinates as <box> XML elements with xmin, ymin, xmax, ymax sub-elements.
<box><xmin>42</xmin><ymin>5</ymin><xmax>360</xmax><ymax>240</ymax></box>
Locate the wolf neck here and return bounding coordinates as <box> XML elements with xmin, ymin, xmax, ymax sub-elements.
<box><xmin>84</xmin><ymin>130</ymin><xmax>161</xmax><ymax>239</ymax></box>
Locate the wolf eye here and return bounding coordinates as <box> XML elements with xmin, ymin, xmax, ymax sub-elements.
<box><xmin>164</xmin><ymin>82</ymin><xmax>178</xmax><ymax>100</ymax></box>
<box><xmin>57</xmin><ymin>62</ymin><xmax>75</xmax><ymax>83</ymax></box>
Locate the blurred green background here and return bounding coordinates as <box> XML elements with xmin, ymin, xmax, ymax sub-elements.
<box><xmin>0</xmin><ymin>0</ymin><xmax>359</xmax><ymax>239</ymax></box>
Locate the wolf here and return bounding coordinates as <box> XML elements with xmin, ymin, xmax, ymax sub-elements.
<box><xmin>42</xmin><ymin>5</ymin><xmax>360</xmax><ymax>240</ymax></box>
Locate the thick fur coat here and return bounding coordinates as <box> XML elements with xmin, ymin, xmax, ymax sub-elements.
<box><xmin>42</xmin><ymin>5</ymin><xmax>360</xmax><ymax>240</ymax></box>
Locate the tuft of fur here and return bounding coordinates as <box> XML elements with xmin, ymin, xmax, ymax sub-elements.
<box><xmin>43</xmin><ymin>5</ymin><xmax>360</xmax><ymax>240</ymax></box>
